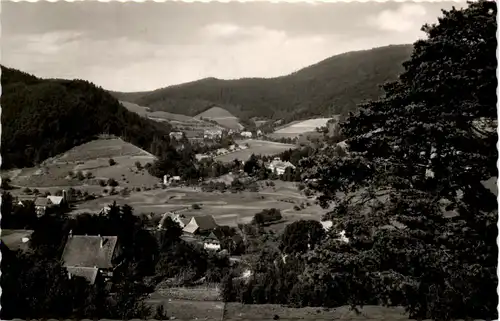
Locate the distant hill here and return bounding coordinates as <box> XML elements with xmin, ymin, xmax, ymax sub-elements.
<box><xmin>1</xmin><ymin>66</ymin><xmax>176</xmax><ymax>169</ymax></box>
<box><xmin>194</xmin><ymin>106</ymin><xmax>244</xmax><ymax>130</ymax></box>
<box><xmin>111</xmin><ymin>44</ymin><xmax>413</xmax><ymax>121</ymax></box>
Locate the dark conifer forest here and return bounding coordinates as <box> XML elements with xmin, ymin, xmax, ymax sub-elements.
<box><xmin>1</xmin><ymin>66</ymin><xmax>175</xmax><ymax>169</ymax></box>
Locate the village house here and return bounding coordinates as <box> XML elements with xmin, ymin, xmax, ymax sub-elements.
<box><xmin>99</xmin><ymin>205</ymin><xmax>112</xmax><ymax>215</ymax></box>
<box><xmin>183</xmin><ymin>215</ymin><xmax>218</xmax><ymax>235</ymax></box>
<box><xmin>158</xmin><ymin>212</ymin><xmax>190</xmax><ymax>229</ymax></box>
<box><xmin>1</xmin><ymin>229</ymin><xmax>34</xmax><ymax>253</ymax></box>
<box><xmin>33</xmin><ymin>190</ymin><xmax>68</xmax><ymax>217</ymax></box>
<box><xmin>163</xmin><ymin>175</ymin><xmax>181</xmax><ymax>186</ymax></box>
<box><xmin>203</xmin><ymin>232</ymin><xmax>222</xmax><ymax>251</ymax></box>
<box><xmin>202</xmin><ymin>226</ymin><xmax>243</xmax><ymax>252</ymax></box>
<box><xmin>266</xmin><ymin>158</ymin><xmax>296</xmax><ymax>175</ymax></box>
<box><xmin>61</xmin><ymin>234</ymin><xmax>122</xmax><ymax>285</ymax></box>
<box><xmin>169</xmin><ymin>131</ymin><xmax>184</xmax><ymax>140</ymax></box>
<box><xmin>240</xmin><ymin>131</ymin><xmax>253</xmax><ymax>138</ymax></box>
<box><xmin>204</xmin><ymin>129</ymin><xmax>223</xmax><ymax>139</ymax></box>
<box><xmin>256</xmin><ymin>129</ymin><xmax>263</xmax><ymax>136</ymax></box>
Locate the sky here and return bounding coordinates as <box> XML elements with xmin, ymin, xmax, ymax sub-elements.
<box><xmin>2</xmin><ymin>1</ymin><xmax>467</xmax><ymax>92</ymax></box>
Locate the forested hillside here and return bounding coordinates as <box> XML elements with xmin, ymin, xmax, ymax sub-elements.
<box><xmin>111</xmin><ymin>44</ymin><xmax>413</xmax><ymax>122</ymax></box>
<box><xmin>1</xmin><ymin>66</ymin><xmax>176</xmax><ymax>169</ymax></box>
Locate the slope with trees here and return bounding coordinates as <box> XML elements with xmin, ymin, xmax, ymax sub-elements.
<box><xmin>111</xmin><ymin>45</ymin><xmax>413</xmax><ymax>122</ymax></box>
<box><xmin>1</xmin><ymin>66</ymin><xmax>180</xmax><ymax>169</ymax></box>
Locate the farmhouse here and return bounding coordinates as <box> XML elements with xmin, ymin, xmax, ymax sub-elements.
<box><xmin>1</xmin><ymin>229</ymin><xmax>34</xmax><ymax>253</ymax></box>
<box><xmin>158</xmin><ymin>212</ymin><xmax>190</xmax><ymax>229</ymax></box>
<box><xmin>202</xmin><ymin>227</ymin><xmax>242</xmax><ymax>252</ymax></box>
<box><xmin>203</xmin><ymin>232</ymin><xmax>222</xmax><ymax>251</ymax></box>
<box><xmin>267</xmin><ymin>158</ymin><xmax>296</xmax><ymax>175</ymax></box>
<box><xmin>183</xmin><ymin>215</ymin><xmax>218</xmax><ymax>235</ymax></box>
<box><xmin>61</xmin><ymin>234</ymin><xmax>122</xmax><ymax>285</ymax></box>
<box><xmin>34</xmin><ymin>190</ymin><xmax>69</xmax><ymax>217</ymax></box>
<box><xmin>240</xmin><ymin>131</ymin><xmax>253</xmax><ymax>138</ymax></box>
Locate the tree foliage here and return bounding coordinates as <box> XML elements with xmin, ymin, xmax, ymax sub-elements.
<box><xmin>1</xmin><ymin>66</ymin><xmax>181</xmax><ymax>169</ymax></box>
<box><xmin>298</xmin><ymin>2</ymin><xmax>497</xmax><ymax>319</ymax></box>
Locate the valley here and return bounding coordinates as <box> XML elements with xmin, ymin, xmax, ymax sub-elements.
<box><xmin>1</xmin><ymin>2</ymin><xmax>497</xmax><ymax>319</ymax></box>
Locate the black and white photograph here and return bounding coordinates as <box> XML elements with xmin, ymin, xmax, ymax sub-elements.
<box><xmin>0</xmin><ymin>0</ymin><xmax>497</xmax><ymax>320</ymax></box>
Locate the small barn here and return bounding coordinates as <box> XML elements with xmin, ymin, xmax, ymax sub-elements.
<box><xmin>182</xmin><ymin>215</ymin><xmax>218</xmax><ymax>235</ymax></box>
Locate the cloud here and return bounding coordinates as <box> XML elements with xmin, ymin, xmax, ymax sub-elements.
<box><xmin>368</xmin><ymin>4</ymin><xmax>428</xmax><ymax>33</ymax></box>
<box><xmin>2</xmin><ymin>1</ymin><xmax>467</xmax><ymax>92</ymax></box>
<box><xmin>201</xmin><ymin>23</ymin><xmax>287</xmax><ymax>45</ymax></box>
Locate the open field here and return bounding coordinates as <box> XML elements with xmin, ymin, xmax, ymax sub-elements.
<box><xmin>215</xmin><ymin>139</ymin><xmax>295</xmax><ymax>163</ymax></box>
<box><xmin>69</xmin><ymin>181</ymin><xmax>327</xmax><ymax>225</ymax></box>
<box><xmin>3</xmin><ymin>138</ymin><xmax>160</xmax><ymax>193</ymax></box>
<box><xmin>224</xmin><ymin>303</ymin><xmax>411</xmax><ymax>320</ymax></box>
<box><xmin>121</xmin><ymin>101</ymin><xmax>195</xmax><ymax>122</ymax></box>
<box><xmin>269</xmin><ymin>118</ymin><xmax>332</xmax><ymax>139</ymax></box>
<box><xmin>195</xmin><ymin>106</ymin><xmax>244</xmax><ymax>131</ymax></box>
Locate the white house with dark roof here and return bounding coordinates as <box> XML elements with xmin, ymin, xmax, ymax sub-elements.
<box><xmin>240</xmin><ymin>131</ymin><xmax>253</xmax><ymax>138</ymax></box>
<box><xmin>267</xmin><ymin>158</ymin><xmax>296</xmax><ymax>175</ymax></box>
<box><xmin>61</xmin><ymin>234</ymin><xmax>121</xmax><ymax>284</ymax></box>
<box><xmin>33</xmin><ymin>190</ymin><xmax>68</xmax><ymax>217</ymax></box>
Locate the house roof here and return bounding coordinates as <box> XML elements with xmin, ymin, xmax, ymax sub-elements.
<box><xmin>481</xmin><ymin>176</ymin><xmax>497</xmax><ymax>196</ymax></box>
<box><xmin>47</xmin><ymin>196</ymin><xmax>64</xmax><ymax>205</ymax></box>
<box><xmin>1</xmin><ymin>229</ymin><xmax>34</xmax><ymax>251</ymax></box>
<box><xmin>183</xmin><ymin>215</ymin><xmax>218</xmax><ymax>233</ymax></box>
<box><xmin>17</xmin><ymin>195</ymin><xmax>37</xmax><ymax>202</ymax></box>
<box><xmin>268</xmin><ymin>160</ymin><xmax>296</xmax><ymax>170</ymax></box>
<box><xmin>159</xmin><ymin>212</ymin><xmax>189</xmax><ymax>228</ymax></box>
<box><xmin>35</xmin><ymin>198</ymin><xmax>51</xmax><ymax>207</ymax></box>
<box><xmin>67</xmin><ymin>266</ymin><xmax>99</xmax><ymax>285</ymax></box>
<box><xmin>61</xmin><ymin>235</ymin><xmax>118</xmax><ymax>269</ymax></box>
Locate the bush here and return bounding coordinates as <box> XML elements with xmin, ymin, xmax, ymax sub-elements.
<box><xmin>293</xmin><ymin>205</ymin><xmax>301</xmax><ymax>211</ymax></box>
<box><xmin>23</xmin><ymin>187</ymin><xmax>32</xmax><ymax>194</ymax></box>
<box><xmin>107</xmin><ymin>178</ymin><xmax>118</xmax><ymax>187</ymax></box>
<box><xmin>76</xmin><ymin>171</ymin><xmax>85</xmax><ymax>181</ymax></box>
<box><xmin>103</xmin><ymin>188</ymin><xmax>108</xmax><ymax>194</ymax></box>
<box><xmin>135</xmin><ymin>161</ymin><xmax>142</xmax><ymax>170</ymax></box>
<box><xmin>108</xmin><ymin>158</ymin><xmax>116</xmax><ymax>166</ymax></box>
<box><xmin>252</xmin><ymin>208</ymin><xmax>282</xmax><ymax>225</ymax></box>
<box><xmin>32</xmin><ymin>188</ymin><xmax>40</xmax><ymax>195</ymax></box>
<box><xmin>98</xmin><ymin>179</ymin><xmax>106</xmax><ymax>187</ymax></box>
<box><xmin>191</xmin><ymin>203</ymin><xmax>201</xmax><ymax>210</ymax></box>
<box><xmin>85</xmin><ymin>172</ymin><xmax>93</xmax><ymax>179</ymax></box>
